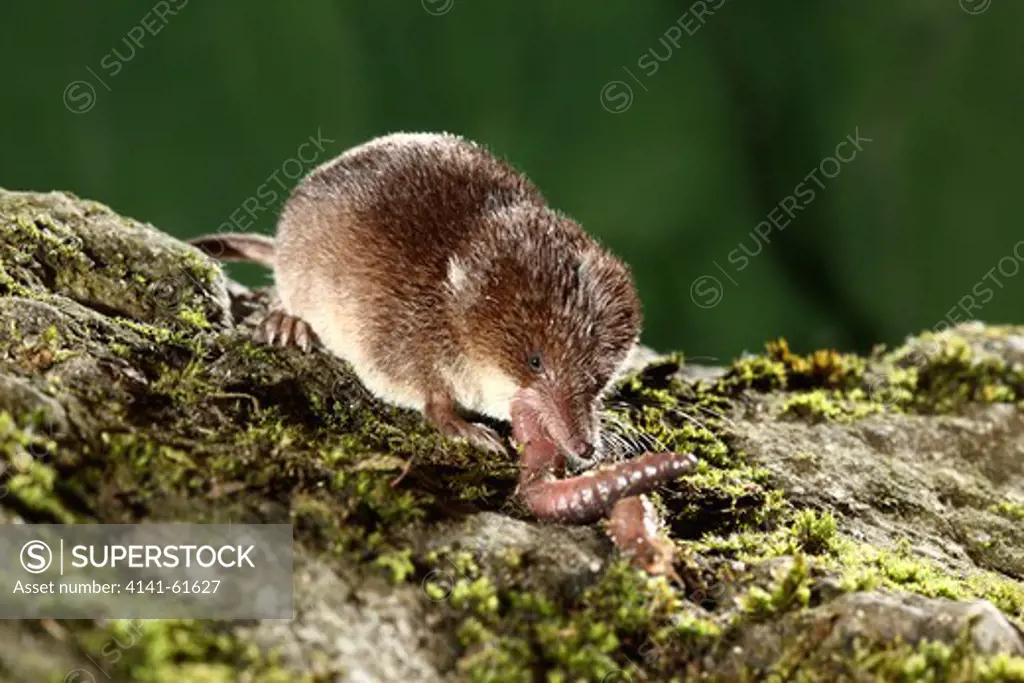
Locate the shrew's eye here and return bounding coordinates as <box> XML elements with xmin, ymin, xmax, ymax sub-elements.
<box><xmin>528</xmin><ymin>352</ymin><xmax>544</xmax><ymax>373</ymax></box>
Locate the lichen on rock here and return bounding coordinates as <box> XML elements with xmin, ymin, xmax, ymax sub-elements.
<box><xmin>1</xmin><ymin>188</ymin><xmax>1023</xmax><ymax>682</ymax></box>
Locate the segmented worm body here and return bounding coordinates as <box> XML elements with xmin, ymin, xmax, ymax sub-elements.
<box><xmin>518</xmin><ymin>450</ymin><xmax>697</xmax><ymax>524</ymax></box>
<box><xmin>511</xmin><ymin>396</ymin><xmax>695</xmax><ymax>572</ymax></box>
<box><xmin>607</xmin><ymin>495</ymin><xmax>676</xmax><ymax>575</ymax></box>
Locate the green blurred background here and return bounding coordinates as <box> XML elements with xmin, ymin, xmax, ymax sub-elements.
<box><xmin>3</xmin><ymin>1</ymin><xmax>1021</xmax><ymax>360</ymax></box>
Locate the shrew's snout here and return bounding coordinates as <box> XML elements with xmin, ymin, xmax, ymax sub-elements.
<box><xmin>564</xmin><ymin>436</ymin><xmax>598</xmax><ymax>472</ymax></box>
<box><xmin>568</xmin><ymin>438</ymin><xmax>595</xmax><ymax>461</ymax></box>
<box><xmin>550</xmin><ymin>393</ymin><xmax>601</xmax><ymax>469</ymax></box>
<box><xmin>511</xmin><ymin>386</ymin><xmax>601</xmax><ymax>470</ymax></box>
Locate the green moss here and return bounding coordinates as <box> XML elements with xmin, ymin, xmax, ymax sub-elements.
<box><xmin>5</xmin><ymin>211</ymin><xmax>89</xmax><ymax>265</ymax></box>
<box><xmin>781</xmin><ymin>391</ymin><xmax>845</xmax><ymax>421</ymax></box>
<box><xmin>848</xmin><ymin>640</ymin><xmax>1024</xmax><ymax>683</ymax></box>
<box><xmin>738</xmin><ymin>555</ymin><xmax>812</xmax><ymax>623</ymax></box>
<box><xmin>693</xmin><ymin>508</ymin><xmax>1024</xmax><ymax>622</ymax></box>
<box><xmin>718</xmin><ymin>330</ymin><xmax>1022</xmax><ymax>419</ymax></box>
<box><xmin>2</xmin><ymin>196</ymin><xmax>227</xmax><ymax>341</ymax></box>
<box><xmin>719</xmin><ymin>339</ymin><xmax>867</xmax><ymax>396</ymax></box>
<box><xmin>606</xmin><ymin>385</ymin><xmax>732</xmax><ymax>469</ymax></box>
<box><xmin>451</xmin><ymin>576</ymin><xmax>501</xmax><ymax>617</ymax></box>
<box><xmin>114</xmin><ymin>318</ymin><xmax>176</xmax><ymax>345</ymax></box>
<box><xmin>499</xmin><ymin>548</ymin><xmax>524</xmax><ymax>570</ymax></box>
<box><xmin>0</xmin><ymin>411</ymin><xmax>77</xmax><ymax>523</ymax></box>
<box><xmin>234</xmin><ymin>338</ymin><xmax>280</xmax><ymax>365</ymax></box>
<box><xmin>101</xmin><ymin>432</ymin><xmax>200</xmax><ymax>496</ymax></box>
<box><xmin>177</xmin><ymin>305</ymin><xmax>212</xmax><ymax>330</ymax></box>
<box><xmin>836</xmin><ymin>540</ymin><xmax>1024</xmax><ymax>618</ymax></box>
<box><xmin>287</xmin><ymin>462</ymin><xmax>433</xmax><ymax>563</ymax></box>
<box><xmin>0</xmin><ymin>260</ymin><xmax>43</xmax><ymax>299</ymax></box>
<box><xmin>5</xmin><ymin>461</ymin><xmax>78</xmax><ymax>523</ymax></box>
<box><xmin>790</xmin><ymin>509</ymin><xmax>839</xmax><ymax>555</ymax></box>
<box><xmin>180</xmin><ymin>249</ymin><xmax>222</xmax><ymax>291</ymax></box>
<box><xmin>70</xmin><ymin>619</ymin><xmax>337</xmax><ymax>683</ymax></box>
<box><xmin>991</xmin><ymin>502</ymin><xmax>1024</xmax><ymax>522</ymax></box>
<box><xmin>446</xmin><ymin>557</ymin><xmax>722</xmax><ymax>682</ymax></box>
<box><xmin>374</xmin><ymin>548</ymin><xmax>416</xmax><ymax>584</ymax></box>
<box><xmin>333</xmin><ymin>467</ymin><xmax>428</xmax><ymax>527</ymax></box>
<box><xmin>456</xmin><ymin>619</ymin><xmax>533</xmax><ymax>683</ymax></box>
<box><xmin>3</xmin><ymin>210</ymin><xmax>126</xmax><ymax>313</ymax></box>
<box><xmin>0</xmin><ymin>318</ymin><xmax>79</xmax><ymax>372</ymax></box>
<box><xmin>720</xmin><ymin>355</ymin><xmax>788</xmax><ymax>392</ymax></box>
<box><xmin>109</xmin><ymin>342</ymin><xmax>132</xmax><ymax>358</ymax></box>
<box><xmin>883</xmin><ymin>331</ymin><xmax>1023</xmax><ymax>412</ymax></box>
<box><xmin>150</xmin><ymin>359</ymin><xmax>214</xmax><ymax>404</ymax></box>
<box><xmin>790</xmin><ymin>450</ymin><xmax>820</xmax><ymax>467</ymax></box>
<box><xmin>739</xmin><ymin>631</ymin><xmax>1024</xmax><ymax>683</ymax></box>
<box><xmin>667</xmin><ymin>460</ymin><xmax>785</xmax><ymax>532</ymax></box>
<box><xmin>781</xmin><ymin>389</ymin><xmax>882</xmax><ymax>422</ymax></box>
<box><xmin>765</xmin><ymin>338</ymin><xmax>867</xmax><ymax>390</ymax></box>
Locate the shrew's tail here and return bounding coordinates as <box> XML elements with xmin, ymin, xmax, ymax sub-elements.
<box><xmin>188</xmin><ymin>233</ymin><xmax>275</xmax><ymax>268</ymax></box>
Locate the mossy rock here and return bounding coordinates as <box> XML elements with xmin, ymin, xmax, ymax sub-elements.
<box><xmin>1</xmin><ymin>188</ymin><xmax>1023</xmax><ymax>682</ymax></box>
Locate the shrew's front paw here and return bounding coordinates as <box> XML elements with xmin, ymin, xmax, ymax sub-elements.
<box><xmin>444</xmin><ymin>421</ymin><xmax>507</xmax><ymax>454</ymax></box>
<box><xmin>256</xmin><ymin>308</ymin><xmax>318</xmax><ymax>351</ymax></box>
<box><xmin>426</xmin><ymin>392</ymin><xmax>509</xmax><ymax>454</ymax></box>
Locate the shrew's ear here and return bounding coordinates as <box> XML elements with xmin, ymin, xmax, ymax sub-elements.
<box><xmin>573</xmin><ymin>248</ymin><xmax>601</xmax><ymax>290</ymax></box>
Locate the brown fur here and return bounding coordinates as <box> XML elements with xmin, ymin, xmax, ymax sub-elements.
<box><xmin>191</xmin><ymin>132</ymin><xmax>642</xmax><ymax>457</ymax></box>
